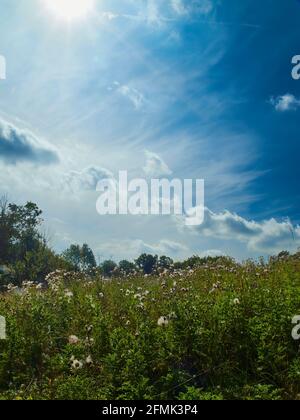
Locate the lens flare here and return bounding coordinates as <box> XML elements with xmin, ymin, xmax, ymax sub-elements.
<box><xmin>44</xmin><ymin>0</ymin><xmax>94</xmax><ymax>21</ymax></box>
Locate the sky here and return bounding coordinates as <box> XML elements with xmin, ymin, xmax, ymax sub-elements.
<box><xmin>0</xmin><ymin>0</ymin><xmax>300</xmax><ymax>262</ymax></box>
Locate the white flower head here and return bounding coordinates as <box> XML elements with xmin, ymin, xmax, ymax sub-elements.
<box><xmin>157</xmin><ymin>316</ymin><xmax>169</xmax><ymax>327</ymax></box>
<box><xmin>168</xmin><ymin>312</ymin><xmax>178</xmax><ymax>320</ymax></box>
<box><xmin>71</xmin><ymin>359</ymin><xmax>83</xmax><ymax>371</ymax></box>
<box><xmin>68</xmin><ymin>335</ymin><xmax>80</xmax><ymax>345</ymax></box>
<box><xmin>86</xmin><ymin>355</ymin><xmax>93</xmax><ymax>365</ymax></box>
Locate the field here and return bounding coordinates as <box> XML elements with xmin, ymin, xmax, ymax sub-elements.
<box><xmin>1</xmin><ymin>255</ymin><xmax>300</xmax><ymax>400</ymax></box>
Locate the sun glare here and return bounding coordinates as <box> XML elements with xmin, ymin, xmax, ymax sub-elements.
<box><xmin>44</xmin><ymin>0</ymin><xmax>94</xmax><ymax>21</ymax></box>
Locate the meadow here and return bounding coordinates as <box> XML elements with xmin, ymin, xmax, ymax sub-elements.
<box><xmin>1</xmin><ymin>253</ymin><xmax>300</xmax><ymax>400</ymax></box>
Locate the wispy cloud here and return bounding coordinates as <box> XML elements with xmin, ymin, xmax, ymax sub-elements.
<box><xmin>96</xmin><ymin>238</ymin><xmax>188</xmax><ymax>261</ymax></box>
<box><xmin>110</xmin><ymin>82</ymin><xmax>146</xmax><ymax>110</ymax></box>
<box><xmin>171</xmin><ymin>0</ymin><xmax>213</xmax><ymax>17</ymax></box>
<box><xmin>100</xmin><ymin>0</ymin><xmax>215</xmax><ymax>27</ymax></box>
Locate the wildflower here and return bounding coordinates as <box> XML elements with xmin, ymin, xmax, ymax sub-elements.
<box><xmin>233</xmin><ymin>298</ymin><xmax>240</xmax><ymax>305</ymax></box>
<box><xmin>86</xmin><ymin>325</ymin><xmax>93</xmax><ymax>333</ymax></box>
<box><xmin>99</xmin><ymin>292</ymin><xmax>104</xmax><ymax>299</ymax></box>
<box><xmin>68</xmin><ymin>335</ymin><xmax>80</xmax><ymax>345</ymax></box>
<box><xmin>168</xmin><ymin>312</ymin><xmax>177</xmax><ymax>320</ymax></box>
<box><xmin>71</xmin><ymin>359</ymin><xmax>83</xmax><ymax>371</ymax></box>
<box><xmin>157</xmin><ymin>316</ymin><xmax>169</xmax><ymax>327</ymax></box>
<box><xmin>84</xmin><ymin>337</ymin><xmax>95</xmax><ymax>346</ymax></box>
<box><xmin>209</xmin><ymin>282</ymin><xmax>221</xmax><ymax>294</ymax></box>
<box><xmin>65</xmin><ymin>290</ymin><xmax>73</xmax><ymax>299</ymax></box>
<box><xmin>86</xmin><ymin>355</ymin><xmax>93</xmax><ymax>365</ymax></box>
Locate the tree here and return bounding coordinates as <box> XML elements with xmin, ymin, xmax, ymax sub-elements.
<box><xmin>81</xmin><ymin>244</ymin><xmax>97</xmax><ymax>272</ymax></box>
<box><xmin>135</xmin><ymin>254</ymin><xmax>158</xmax><ymax>275</ymax></box>
<box><xmin>62</xmin><ymin>244</ymin><xmax>96</xmax><ymax>273</ymax></box>
<box><xmin>158</xmin><ymin>256</ymin><xmax>174</xmax><ymax>269</ymax></box>
<box><xmin>0</xmin><ymin>196</ymin><xmax>12</xmax><ymax>263</ymax></box>
<box><xmin>62</xmin><ymin>245</ymin><xmax>82</xmax><ymax>271</ymax></box>
<box><xmin>13</xmin><ymin>244</ymin><xmax>71</xmax><ymax>286</ymax></box>
<box><xmin>101</xmin><ymin>260</ymin><xmax>117</xmax><ymax>277</ymax></box>
<box><xmin>119</xmin><ymin>260</ymin><xmax>136</xmax><ymax>275</ymax></box>
<box><xmin>0</xmin><ymin>198</ymin><xmax>43</xmax><ymax>264</ymax></box>
<box><xmin>0</xmin><ymin>197</ymin><xmax>71</xmax><ymax>285</ymax></box>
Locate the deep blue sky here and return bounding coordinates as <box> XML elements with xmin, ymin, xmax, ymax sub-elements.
<box><xmin>0</xmin><ymin>0</ymin><xmax>299</xmax><ymax>261</ymax></box>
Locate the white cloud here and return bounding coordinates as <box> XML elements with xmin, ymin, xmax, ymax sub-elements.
<box><xmin>171</xmin><ymin>0</ymin><xmax>213</xmax><ymax>16</ymax></box>
<box><xmin>146</xmin><ymin>0</ymin><xmax>163</xmax><ymax>25</ymax></box>
<box><xmin>143</xmin><ymin>150</ymin><xmax>172</xmax><ymax>177</ymax></box>
<box><xmin>180</xmin><ymin>207</ymin><xmax>300</xmax><ymax>254</ymax></box>
<box><xmin>270</xmin><ymin>94</ymin><xmax>300</xmax><ymax>112</ymax></box>
<box><xmin>0</xmin><ymin>119</ymin><xmax>59</xmax><ymax>165</ymax></box>
<box><xmin>96</xmin><ymin>238</ymin><xmax>188</xmax><ymax>261</ymax></box>
<box><xmin>144</xmin><ymin>239</ymin><xmax>188</xmax><ymax>255</ymax></box>
<box><xmin>63</xmin><ymin>166</ymin><xmax>113</xmax><ymax>193</ymax></box>
<box><xmin>100</xmin><ymin>12</ymin><xmax>119</xmax><ymax>20</ymax></box>
<box><xmin>199</xmin><ymin>249</ymin><xmax>225</xmax><ymax>258</ymax></box>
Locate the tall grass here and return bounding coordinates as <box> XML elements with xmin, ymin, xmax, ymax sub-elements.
<box><xmin>0</xmin><ymin>256</ymin><xmax>300</xmax><ymax>400</ymax></box>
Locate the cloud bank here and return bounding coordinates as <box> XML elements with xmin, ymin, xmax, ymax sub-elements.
<box><xmin>181</xmin><ymin>207</ymin><xmax>300</xmax><ymax>253</ymax></box>
<box><xmin>0</xmin><ymin>119</ymin><xmax>59</xmax><ymax>165</ymax></box>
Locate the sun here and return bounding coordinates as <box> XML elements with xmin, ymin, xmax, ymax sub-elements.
<box><xmin>43</xmin><ymin>0</ymin><xmax>94</xmax><ymax>21</ymax></box>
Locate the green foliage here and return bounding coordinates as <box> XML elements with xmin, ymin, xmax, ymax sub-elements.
<box><xmin>0</xmin><ymin>198</ymin><xmax>71</xmax><ymax>286</ymax></box>
<box><xmin>158</xmin><ymin>256</ymin><xmax>174</xmax><ymax>269</ymax></box>
<box><xmin>101</xmin><ymin>260</ymin><xmax>117</xmax><ymax>277</ymax></box>
<box><xmin>0</xmin><ymin>256</ymin><xmax>300</xmax><ymax>400</ymax></box>
<box><xmin>118</xmin><ymin>260</ymin><xmax>136</xmax><ymax>275</ymax></box>
<box><xmin>135</xmin><ymin>254</ymin><xmax>158</xmax><ymax>275</ymax></box>
<box><xmin>62</xmin><ymin>244</ymin><xmax>96</xmax><ymax>273</ymax></box>
<box><xmin>1</xmin><ymin>197</ymin><xmax>300</xmax><ymax>400</ymax></box>
<box><xmin>178</xmin><ymin>387</ymin><xmax>224</xmax><ymax>400</ymax></box>
<box><xmin>0</xmin><ymin>198</ymin><xmax>43</xmax><ymax>264</ymax></box>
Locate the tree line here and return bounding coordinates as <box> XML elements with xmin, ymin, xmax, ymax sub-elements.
<box><xmin>0</xmin><ymin>198</ymin><xmax>229</xmax><ymax>287</ymax></box>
